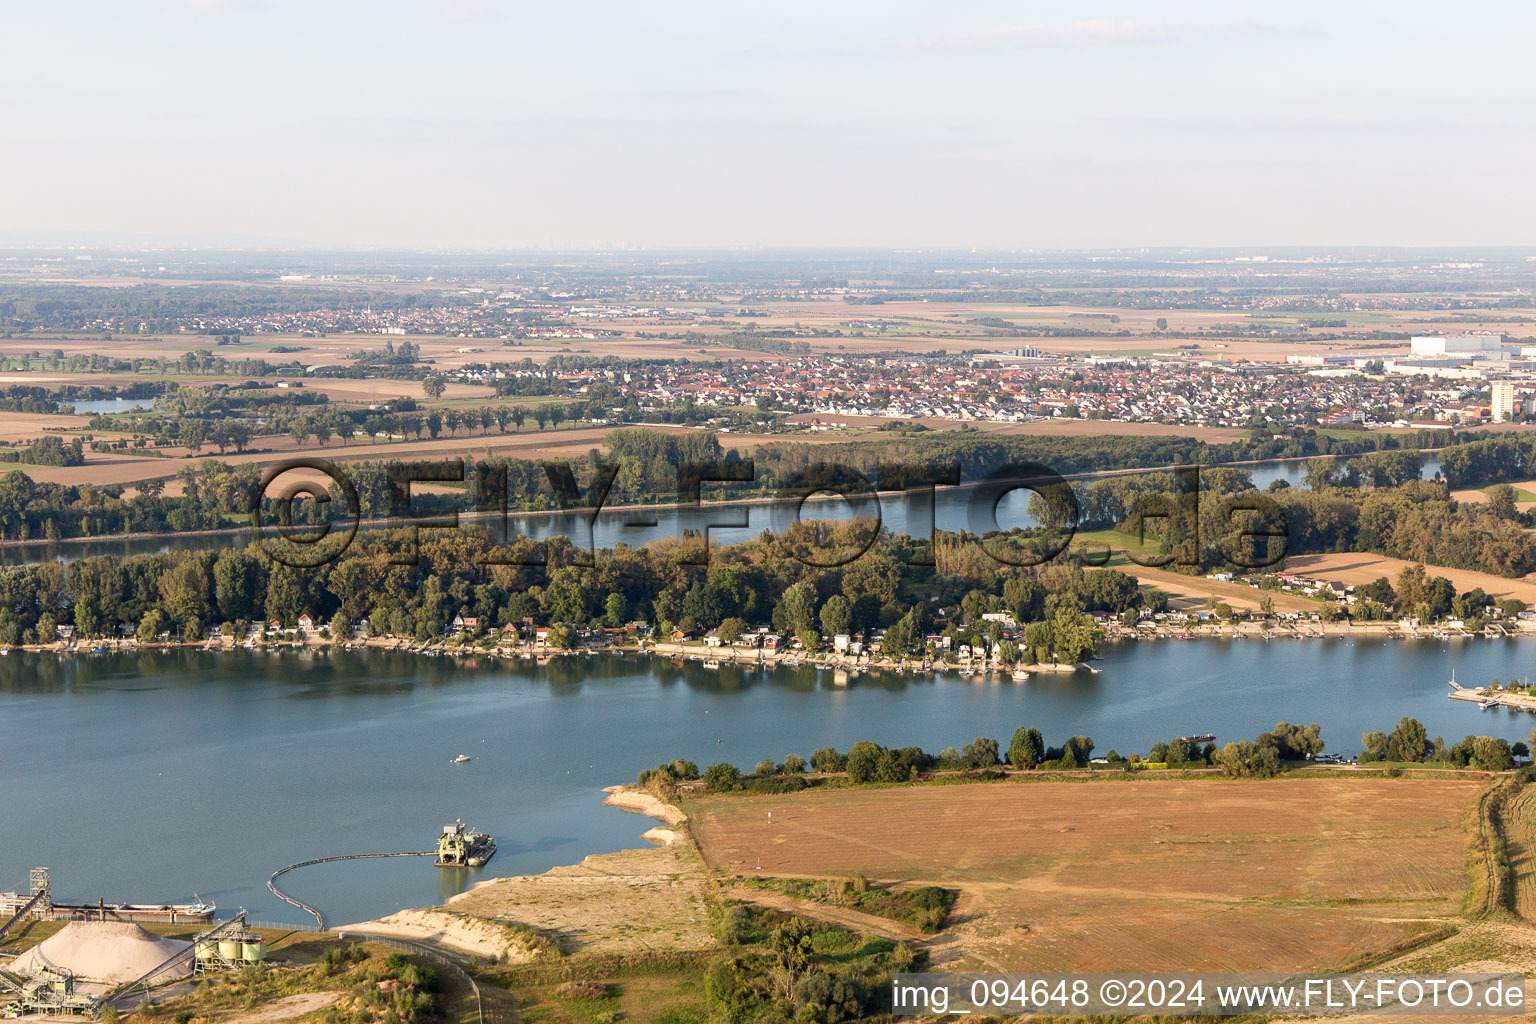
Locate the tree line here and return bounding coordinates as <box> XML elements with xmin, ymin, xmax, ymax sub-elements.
<box><xmin>657</xmin><ymin>721</ymin><xmax>1329</xmax><ymax>794</ymax></box>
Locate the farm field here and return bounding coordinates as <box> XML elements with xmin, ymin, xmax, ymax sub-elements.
<box><xmin>1113</xmin><ymin>562</ymin><xmax>1318</xmax><ymax>613</ymax></box>
<box><xmin>687</xmin><ymin>778</ymin><xmax>1484</xmax><ymax>973</ymax></box>
<box><xmin>9</xmin><ymin>424</ymin><xmax>699</xmax><ymax>488</ymax></box>
<box><xmin>1452</xmin><ymin>481</ymin><xmax>1536</xmax><ymax>511</ymax></box>
<box><xmin>1286</xmin><ymin>552</ymin><xmax>1536</xmax><ymax>606</ymax></box>
<box><xmin>0</xmin><ymin>409</ymin><xmax>92</xmax><ymax>439</ymax></box>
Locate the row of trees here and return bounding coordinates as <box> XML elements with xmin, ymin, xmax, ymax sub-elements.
<box><xmin>681</xmin><ymin>722</ymin><xmax>1330</xmax><ymax>793</ymax></box>
<box><xmin>1361</xmin><ymin>716</ymin><xmax>1524</xmax><ymax>770</ymax></box>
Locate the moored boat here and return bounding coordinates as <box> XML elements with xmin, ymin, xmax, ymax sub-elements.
<box><xmin>435</xmin><ymin>820</ymin><xmax>496</xmax><ymax>867</ymax></box>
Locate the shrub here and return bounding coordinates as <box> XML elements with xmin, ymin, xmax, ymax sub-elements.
<box><xmin>715</xmin><ymin>904</ymin><xmax>754</xmax><ymax>945</ymax></box>
<box><xmin>702</xmin><ymin>762</ymin><xmax>743</xmax><ymax>792</ymax></box>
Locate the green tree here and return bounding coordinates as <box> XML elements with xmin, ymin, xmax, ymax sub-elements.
<box><xmin>1008</xmin><ymin>726</ymin><xmax>1044</xmax><ymax>768</ymax></box>
<box><xmin>811</xmin><ymin>746</ymin><xmax>845</xmax><ymax>773</ymax></box>
<box><xmin>1487</xmin><ymin>484</ymin><xmax>1520</xmax><ymax>520</ymax></box>
<box><xmin>819</xmin><ymin>595</ymin><xmax>853</xmax><ymax>639</ymax></box>
<box><xmin>1472</xmin><ymin>736</ymin><xmax>1514</xmax><ymax>771</ymax></box>
<box><xmin>1216</xmin><ymin>741</ymin><xmax>1279</xmax><ymax>778</ymax></box>
<box><xmin>1361</xmin><ymin>730</ymin><xmax>1389</xmax><ymax>762</ymax></box>
<box><xmin>544</xmin><ymin>568</ymin><xmax>588</xmax><ymax>624</ymax></box>
<box><xmin>603</xmin><ymin>592</ymin><xmax>627</xmax><ymax>628</ymax></box>
<box><xmin>136</xmin><ymin>609</ymin><xmax>164</xmax><ymax>643</ymax></box>
<box><xmin>766</xmin><ymin>917</ymin><xmax>816</xmax><ymax>1001</ymax></box>
<box><xmin>1063</xmin><ymin>735</ymin><xmax>1095</xmax><ymax>763</ymax></box>
<box><xmin>1385</xmin><ymin>717</ymin><xmax>1429</xmax><ymax>762</ymax></box>
<box><xmin>962</xmin><ymin>736</ymin><xmax>1000</xmax><ymax>769</ymax></box>
<box><xmin>1049</xmin><ymin>609</ymin><xmax>1102</xmax><ymax>664</ymax></box>
<box><xmin>779</xmin><ymin>581</ymin><xmax>818</xmax><ymax>635</ymax></box>
<box><xmin>702</xmin><ymin>762</ymin><xmax>743</xmax><ymax>792</ymax></box>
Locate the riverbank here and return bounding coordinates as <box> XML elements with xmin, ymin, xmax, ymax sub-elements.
<box><xmin>0</xmin><ymin>450</ymin><xmax>1443</xmax><ymax>555</ymax></box>
<box><xmin>10</xmin><ymin>614</ymin><xmax>1530</xmax><ymax>664</ymax></box>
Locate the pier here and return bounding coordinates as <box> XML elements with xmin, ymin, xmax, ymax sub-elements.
<box><xmin>1447</xmin><ymin>676</ymin><xmax>1536</xmax><ymax>713</ymax></box>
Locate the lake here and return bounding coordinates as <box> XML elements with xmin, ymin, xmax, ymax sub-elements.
<box><xmin>0</xmin><ymin>633</ymin><xmax>1524</xmax><ymax>927</ymax></box>
<box><xmin>65</xmin><ymin>398</ymin><xmax>151</xmax><ymax>415</ymax></box>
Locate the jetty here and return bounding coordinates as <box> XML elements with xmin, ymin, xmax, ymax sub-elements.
<box><xmin>1447</xmin><ymin>674</ymin><xmax>1536</xmax><ymax>713</ymax></box>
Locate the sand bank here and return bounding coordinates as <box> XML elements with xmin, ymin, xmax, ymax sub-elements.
<box><xmin>602</xmin><ymin>784</ymin><xmax>687</xmax><ymax>826</ymax></box>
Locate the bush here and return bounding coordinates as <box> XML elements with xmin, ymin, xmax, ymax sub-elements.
<box><xmin>910</xmin><ymin>906</ymin><xmax>946</xmax><ymax>932</ymax></box>
<box><xmin>715</xmin><ymin>904</ymin><xmax>754</xmax><ymax>945</ymax></box>
<box><xmin>702</xmin><ymin>762</ymin><xmax>743</xmax><ymax>792</ymax></box>
<box><xmin>741</xmin><ymin>774</ymin><xmax>807</xmax><ymax>794</ymax></box>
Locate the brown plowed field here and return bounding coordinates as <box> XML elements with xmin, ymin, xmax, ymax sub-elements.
<box><xmin>689</xmin><ymin>778</ymin><xmax>1483</xmax><ymax>973</ymax></box>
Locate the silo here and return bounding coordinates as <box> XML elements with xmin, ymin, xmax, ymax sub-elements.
<box><xmin>241</xmin><ymin>939</ymin><xmax>266</xmax><ymax>962</ymax></box>
<box><xmin>218</xmin><ymin>939</ymin><xmax>241</xmax><ymax>960</ymax></box>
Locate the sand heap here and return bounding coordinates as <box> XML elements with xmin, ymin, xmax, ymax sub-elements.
<box><xmin>7</xmin><ymin>921</ymin><xmax>192</xmax><ymax>984</ymax></box>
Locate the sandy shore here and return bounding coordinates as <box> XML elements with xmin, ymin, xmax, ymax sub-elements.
<box><xmin>602</xmin><ymin>784</ymin><xmax>687</xmax><ymax>826</ymax></box>
<box><xmin>332</xmin><ymin>908</ymin><xmax>536</xmax><ymax>961</ymax></box>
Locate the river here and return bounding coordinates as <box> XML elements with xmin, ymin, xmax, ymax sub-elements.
<box><xmin>0</xmin><ymin>457</ymin><xmax>1443</xmax><ymax>566</ymax></box>
<box><xmin>0</xmin><ymin>631</ymin><xmax>1523</xmax><ymax>927</ymax></box>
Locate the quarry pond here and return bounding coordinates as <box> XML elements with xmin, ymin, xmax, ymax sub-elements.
<box><xmin>0</xmin><ymin>636</ymin><xmax>1527</xmax><ymax>925</ymax></box>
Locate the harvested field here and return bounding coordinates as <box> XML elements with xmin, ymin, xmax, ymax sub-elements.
<box><xmin>1287</xmin><ymin>552</ymin><xmax>1536</xmax><ymax>606</ymax></box>
<box><xmin>1452</xmin><ymin>481</ymin><xmax>1536</xmax><ymax>512</ymax></box>
<box><xmin>1116</xmin><ymin>564</ymin><xmax>1317</xmax><ymax>613</ymax></box>
<box><xmin>13</xmin><ymin>425</ymin><xmax>701</xmax><ymax>488</ymax></box>
<box><xmin>0</xmin><ymin>410</ymin><xmax>92</xmax><ymax>439</ymax></box>
<box><xmin>688</xmin><ymin>778</ymin><xmax>1484</xmax><ymax>973</ymax></box>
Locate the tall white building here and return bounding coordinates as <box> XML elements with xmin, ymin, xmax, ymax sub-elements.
<box><xmin>1491</xmin><ymin>382</ymin><xmax>1517</xmax><ymax>421</ymax></box>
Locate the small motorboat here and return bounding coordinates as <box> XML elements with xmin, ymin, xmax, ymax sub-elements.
<box><xmin>451</xmin><ymin>754</ymin><xmax>471</xmax><ymax>764</ymax></box>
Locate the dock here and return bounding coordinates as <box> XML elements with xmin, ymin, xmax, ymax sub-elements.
<box><xmin>1447</xmin><ymin>676</ymin><xmax>1536</xmax><ymax>713</ymax></box>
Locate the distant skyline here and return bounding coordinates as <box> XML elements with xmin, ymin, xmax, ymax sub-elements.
<box><xmin>7</xmin><ymin>0</ymin><xmax>1536</xmax><ymax>250</ymax></box>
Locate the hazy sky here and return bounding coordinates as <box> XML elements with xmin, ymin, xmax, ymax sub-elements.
<box><xmin>6</xmin><ymin>0</ymin><xmax>1534</xmax><ymax>250</ymax></box>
